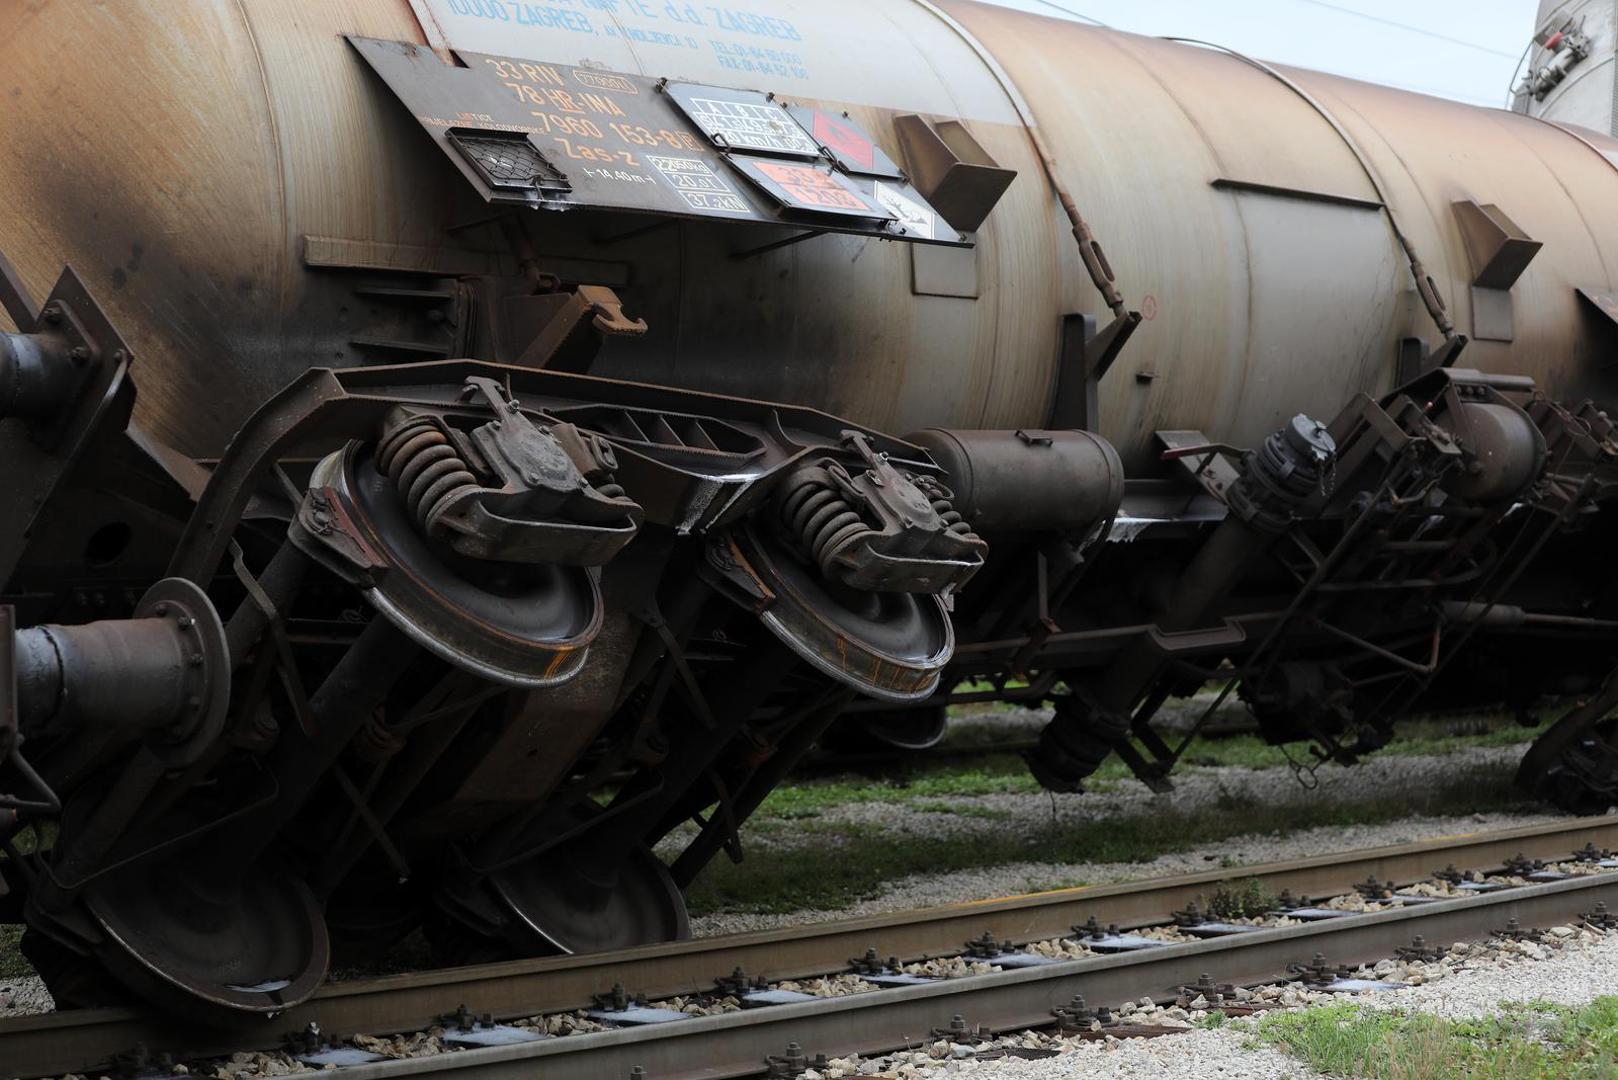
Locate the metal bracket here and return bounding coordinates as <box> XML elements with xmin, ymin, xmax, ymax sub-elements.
<box><xmin>1157</xmin><ymin>431</ymin><xmax>1244</xmax><ymax>503</ymax></box>
<box><xmin>1146</xmin><ymin>620</ymin><xmax>1247</xmax><ymax>653</ymax></box>
<box><xmin>1049</xmin><ymin>310</ymin><xmax>1141</xmax><ymax>431</ymax></box>
<box><xmin>729</xmin><ymin>229</ymin><xmax>825</xmax><ymax>261</ymax></box>
<box><xmin>0</xmin><ymin>250</ymin><xmax>40</xmax><ymax>328</ymax></box>
<box><xmin>1394</xmin><ymin>332</ymin><xmax>1471</xmax><ymax>379</ymax></box>
<box><xmin>0</xmin><ymin>264</ymin><xmax>135</xmax><ymax>584</ymax></box>
<box><xmin>514</xmin><ymin>285</ymin><xmax>648</xmax><ymax>372</ymax></box>
<box><xmin>1432</xmin><ymin>332</ymin><xmax>1470</xmax><ymax>369</ymax></box>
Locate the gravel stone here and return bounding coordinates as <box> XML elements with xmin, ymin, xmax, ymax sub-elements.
<box><xmin>1360</xmin><ymin>923</ymin><xmax>1618</xmax><ymax>1019</ymax></box>
<box><xmin>835</xmin><ymin>918</ymin><xmax>1618</xmax><ymax>1078</ymax></box>
<box><xmin>0</xmin><ymin>975</ymin><xmax>52</xmax><ymax>1018</ymax></box>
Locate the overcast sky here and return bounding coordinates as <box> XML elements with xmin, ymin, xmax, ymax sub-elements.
<box><xmin>988</xmin><ymin>0</ymin><xmax>1539</xmax><ymax>108</ymax></box>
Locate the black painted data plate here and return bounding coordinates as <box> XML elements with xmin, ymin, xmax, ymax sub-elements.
<box><xmin>665</xmin><ymin>83</ymin><xmax>820</xmax><ymax>157</ymax></box>
<box><xmin>347</xmin><ymin>36</ymin><xmax>965</xmax><ymax>246</ymax></box>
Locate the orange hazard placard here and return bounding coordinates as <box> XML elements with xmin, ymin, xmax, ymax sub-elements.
<box><xmin>753</xmin><ymin>161</ymin><xmax>869</xmax><ymax>212</ymax></box>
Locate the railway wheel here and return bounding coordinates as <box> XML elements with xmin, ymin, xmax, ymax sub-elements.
<box><xmin>727</xmin><ymin>523</ymin><xmax>953</xmax><ymax>703</ymax></box>
<box><xmin>82</xmin><ymin>852</ymin><xmax>327</xmax><ymax>1021</ymax></box>
<box><xmin>327</xmin><ymin>442</ymin><xmax>603</xmax><ymax>687</ymax></box>
<box><xmin>821</xmin><ymin>705</ymin><xmax>949</xmax><ymax>753</ymax></box>
<box><xmin>491</xmin><ymin>840</ymin><xmax>688</xmax><ymax>956</ymax></box>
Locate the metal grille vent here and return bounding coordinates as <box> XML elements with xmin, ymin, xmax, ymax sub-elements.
<box><xmin>447</xmin><ymin>129</ymin><xmax>571</xmax><ymax>195</ymax></box>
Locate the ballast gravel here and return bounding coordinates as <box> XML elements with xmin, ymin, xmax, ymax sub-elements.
<box><xmin>22</xmin><ymin>914</ymin><xmax>1618</xmax><ymax>1077</ymax></box>
<box><xmin>0</xmin><ymin>973</ymin><xmax>52</xmax><ymax>1018</ymax></box>
<box><xmin>822</xmin><ymin>924</ymin><xmax>1618</xmax><ymax>1079</ymax></box>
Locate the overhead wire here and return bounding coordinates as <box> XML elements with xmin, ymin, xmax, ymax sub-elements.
<box><xmin>1017</xmin><ymin>0</ymin><xmax>1109</xmax><ymax>27</ymax></box>
<box><xmin>1304</xmin><ymin>64</ymin><xmax>1503</xmax><ymax>106</ymax></box>
<box><xmin>1285</xmin><ymin>0</ymin><xmax>1519</xmax><ymax>59</ymax></box>
<box><xmin>1001</xmin><ymin>0</ymin><xmax>1519</xmax><ymax>105</ymax></box>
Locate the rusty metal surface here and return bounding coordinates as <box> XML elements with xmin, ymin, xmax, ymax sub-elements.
<box><xmin>5</xmin><ymin>3</ymin><xmax>1613</xmax><ymax>466</ymax></box>
<box><xmin>5</xmin><ymin>817</ymin><xmax>1616</xmax><ymax>1078</ymax></box>
<box><xmin>0</xmin><ymin>1</ymin><xmax>1056</xmax><ymax>455</ymax></box>
<box><xmin>937</xmin><ymin>1</ymin><xmax>1618</xmax><ymax>467</ymax></box>
<box><xmin>0</xmin><ymin>1</ymin><xmax>448</xmax><ymax>458</ymax></box>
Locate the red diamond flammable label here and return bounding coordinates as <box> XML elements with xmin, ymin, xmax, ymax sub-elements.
<box><xmin>811</xmin><ymin>111</ymin><xmax>876</xmax><ymax>172</ymax></box>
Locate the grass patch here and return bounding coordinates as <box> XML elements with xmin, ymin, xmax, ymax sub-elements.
<box><xmin>765</xmin><ymin>723</ymin><xmax>1532</xmax><ymax>822</ymax></box>
<box><xmin>1258</xmin><ymin>998</ymin><xmax>1618</xmax><ymax>1078</ymax></box>
<box><xmin>1168</xmin><ymin>723</ymin><xmax>1533</xmax><ymax>773</ymax></box>
<box><xmin>688</xmin><ymin>763</ymin><xmax>1534</xmax><ymax>916</ymax></box>
<box><xmin>1207</xmin><ymin>877</ymin><xmax>1278</xmax><ymax>919</ymax></box>
<box><xmin>757</xmin><ymin>755</ymin><xmax>1043</xmax><ymax>818</ymax></box>
<box><xmin>0</xmin><ymin>924</ymin><xmax>26</xmax><ymax>979</ymax></box>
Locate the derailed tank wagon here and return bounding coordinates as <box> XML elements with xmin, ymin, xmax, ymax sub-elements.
<box><xmin>4</xmin><ymin>0</ymin><xmax>1618</xmax><ymax>1017</ymax></box>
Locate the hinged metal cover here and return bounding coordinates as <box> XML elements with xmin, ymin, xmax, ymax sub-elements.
<box><xmin>893</xmin><ymin>114</ymin><xmax>1017</xmax><ymax>233</ymax></box>
<box><xmin>1453</xmin><ymin>199</ymin><xmax>1542</xmax><ymax>289</ymax></box>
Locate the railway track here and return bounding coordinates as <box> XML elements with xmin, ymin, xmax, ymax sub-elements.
<box><xmin>6</xmin><ymin>816</ymin><xmax>1618</xmax><ymax>1079</ymax></box>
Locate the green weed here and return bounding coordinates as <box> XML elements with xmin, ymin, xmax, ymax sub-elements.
<box><xmin>1258</xmin><ymin>998</ymin><xmax>1618</xmax><ymax>1079</ymax></box>
<box><xmin>688</xmin><ymin>763</ymin><xmax>1532</xmax><ymax>915</ymax></box>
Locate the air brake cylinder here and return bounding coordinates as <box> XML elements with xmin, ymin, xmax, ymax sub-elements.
<box><xmin>1030</xmin><ymin>415</ymin><xmax>1335</xmax><ymax>792</ymax></box>
<box><xmin>903</xmin><ymin>429</ymin><xmax>1125</xmax><ymax>535</ymax></box>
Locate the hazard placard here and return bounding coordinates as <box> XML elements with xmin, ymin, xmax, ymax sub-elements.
<box><xmin>874</xmin><ymin>181</ymin><xmax>936</xmax><ymax>240</ymax></box>
<box><xmin>730</xmin><ymin>156</ymin><xmax>893</xmax><ymax>220</ymax></box>
<box><xmin>788</xmin><ymin>107</ymin><xmax>904</xmax><ymax>179</ymax></box>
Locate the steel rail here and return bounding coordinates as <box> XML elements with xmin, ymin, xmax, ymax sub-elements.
<box><xmin>314</xmin><ymin>872</ymin><xmax>1618</xmax><ymax>1080</ymax></box>
<box><xmin>4</xmin><ymin>815</ymin><xmax>1616</xmax><ymax>1078</ymax></box>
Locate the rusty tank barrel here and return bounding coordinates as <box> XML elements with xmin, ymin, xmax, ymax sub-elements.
<box><xmin>2</xmin><ymin>2</ymin><xmax>1616</xmax><ymax>468</ymax></box>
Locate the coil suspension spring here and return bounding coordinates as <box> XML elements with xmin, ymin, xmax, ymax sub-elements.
<box><xmin>778</xmin><ymin>472</ymin><xmax>872</xmax><ymax>578</ymax></box>
<box><xmin>915</xmin><ymin>476</ymin><xmax>979</xmax><ymax>544</ymax></box>
<box><xmin>375</xmin><ymin>415</ymin><xmax>481</xmax><ymax>537</ymax></box>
